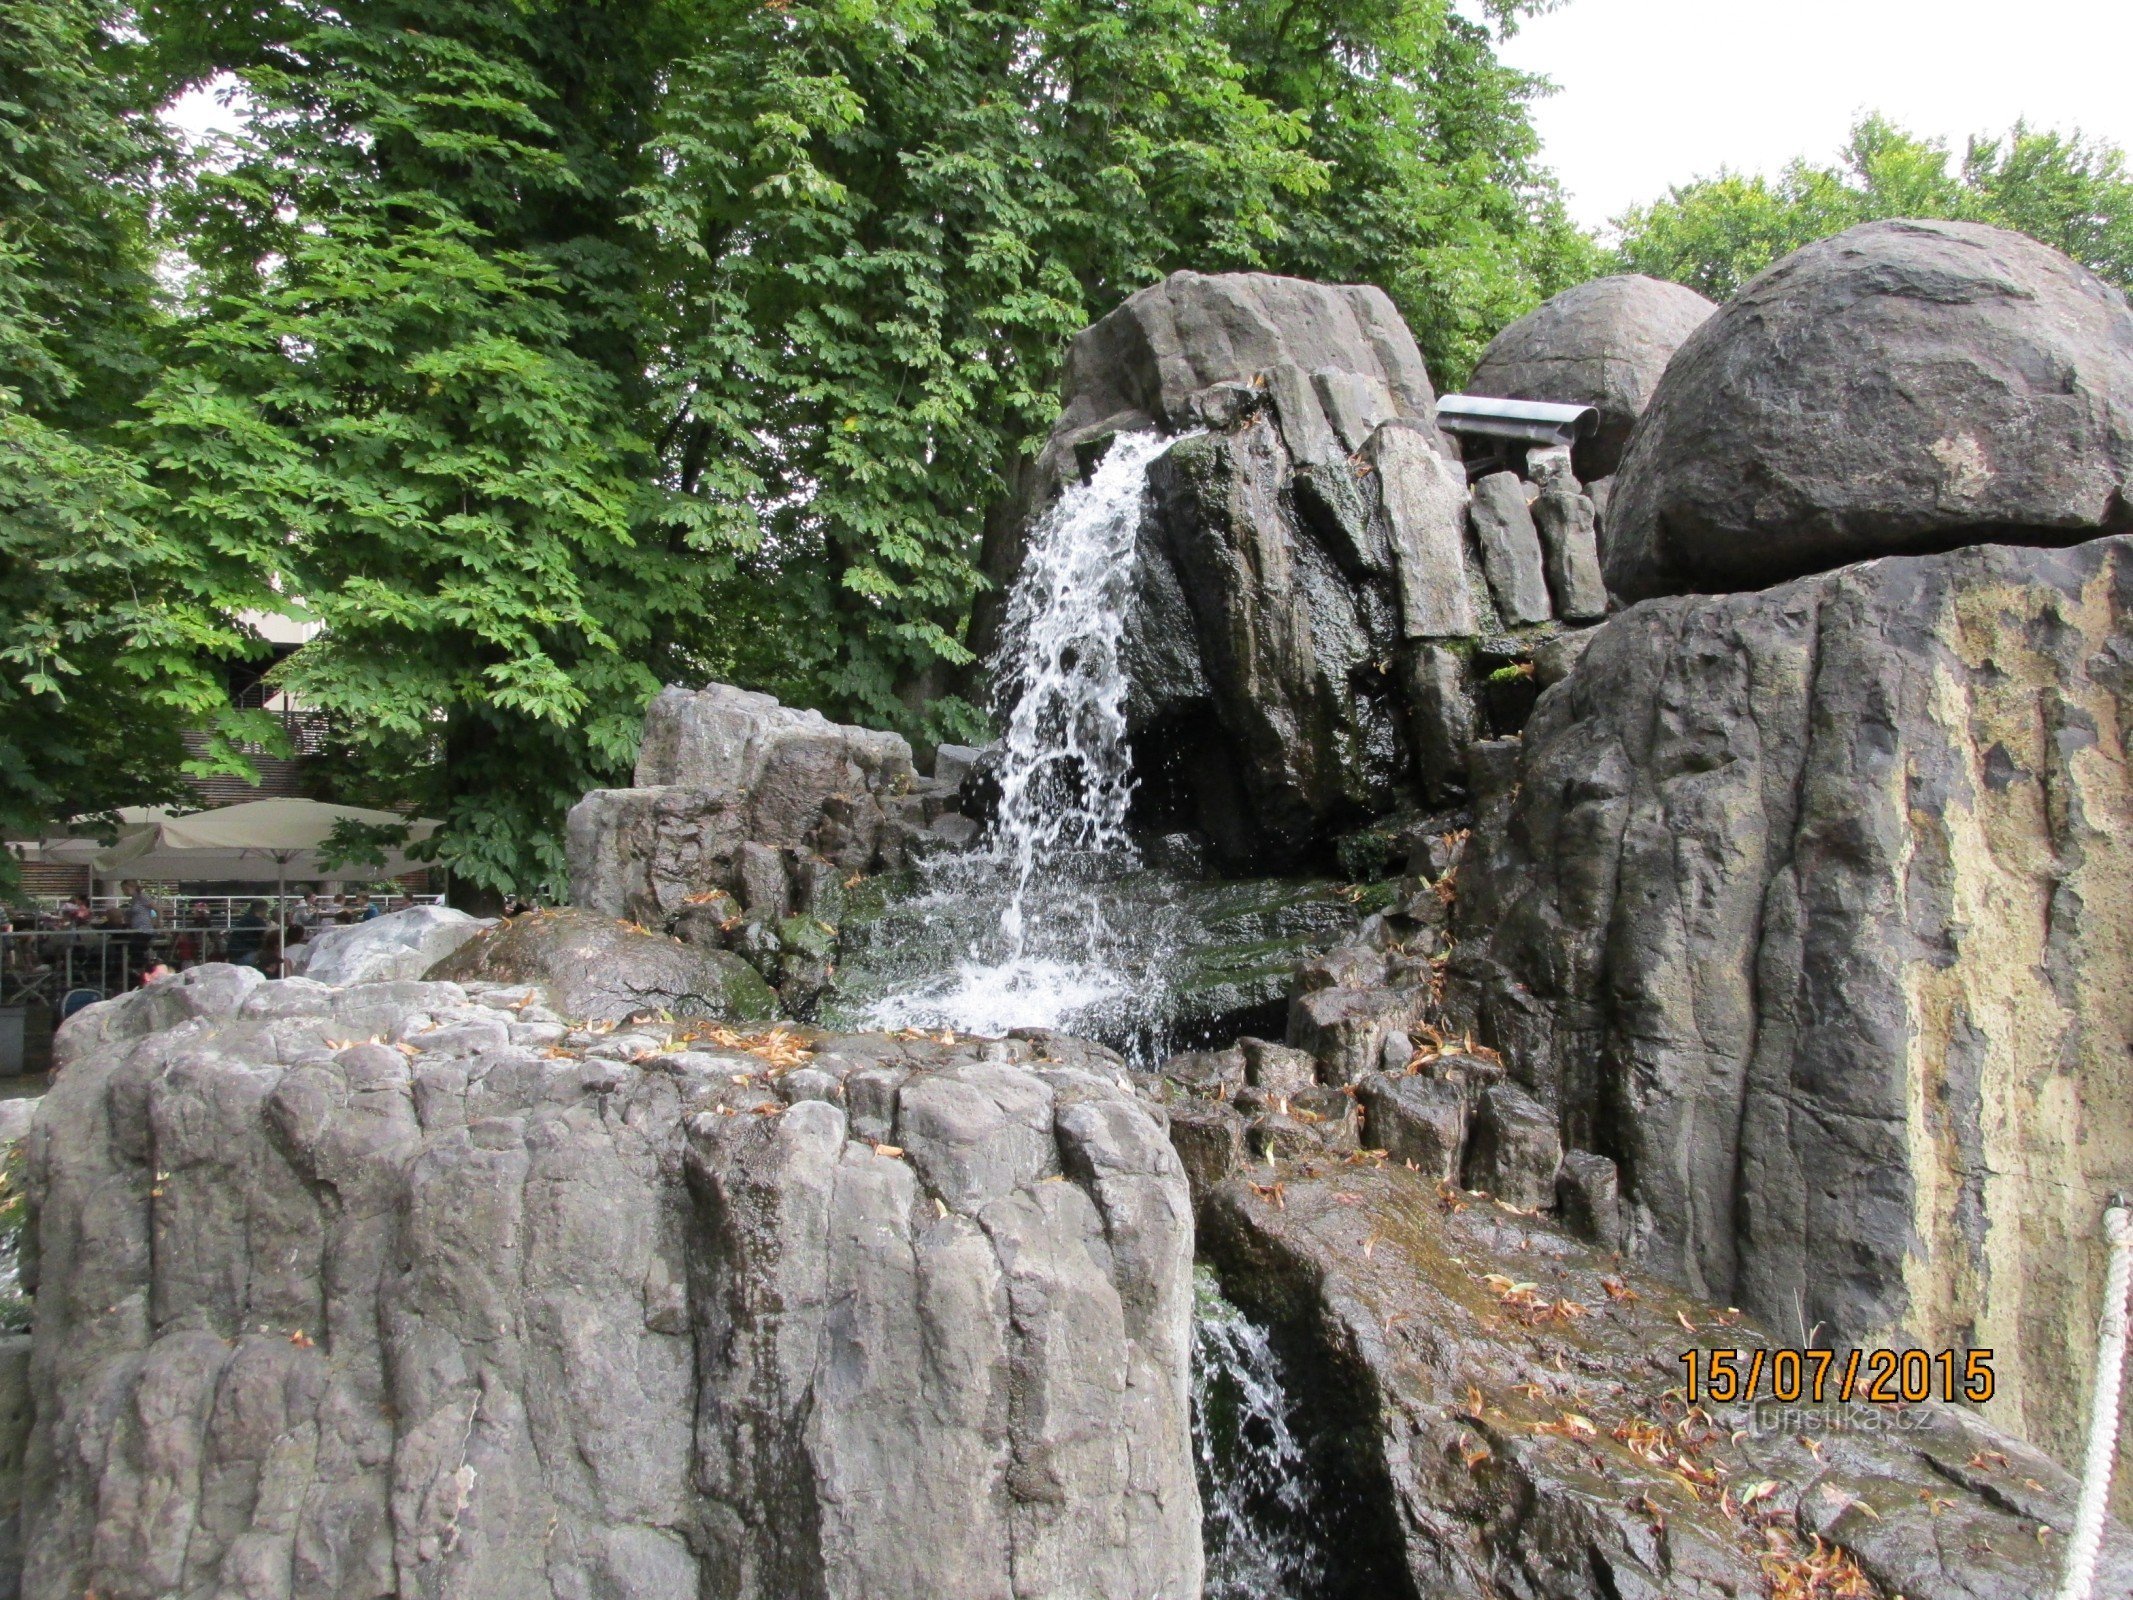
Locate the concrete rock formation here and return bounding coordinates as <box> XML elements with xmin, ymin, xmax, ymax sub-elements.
<box><xmin>426</xmin><ymin>906</ymin><xmax>779</xmax><ymax>1023</ymax></box>
<box><xmin>1449</xmin><ymin>532</ymin><xmax>2133</xmax><ymax>1493</ymax></box>
<box><xmin>1607</xmin><ymin>219</ymin><xmax>2133</xmax><ymax>600</ymax></box>
<box><xmin>1464</xmin><ymin>273</ymin><xmax>1716</xmax><ymax>480</ymax></box>
<box><xmin>22</xmin><ymin>969</ymin><xmax>1199</xmax><ymax>1600</ymax></box>
<box><xmin>297</xmin><ymin>904</ymin><xmax>492</xmax><ymax>987</ymax></box>
<box><xmin>570</xmin><ymin>683</ymin><xmax>919</xmax><ymax>923</ymax></box>
<box><xmin>1198</xmin><ymin>1162</ymin><xmax>2133</xmax><ymax>1600</ymax></box>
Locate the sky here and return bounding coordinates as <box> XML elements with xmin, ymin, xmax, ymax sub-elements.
<box><xmin>1498</xmin><ymin>0</ymin><xmax>2133</xmax><ymax>235</ymax></box>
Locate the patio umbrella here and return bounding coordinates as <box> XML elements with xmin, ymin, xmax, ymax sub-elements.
<box><xmin>92</xmin><ymin>799</ymin><xmax>442</xmax><ymax>936</ymax></box>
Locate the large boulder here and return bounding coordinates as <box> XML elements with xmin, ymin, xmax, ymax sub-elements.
<box><xmin>427</xmin><ymin>906</ymin><xmax>779</xmax><ymax>1023</ymax></box>
<box><xmin>296</xmin><ymin>903</ymin><xmax>492</xmax><ymax>986</ymax></box>
<box><xmin>22</xmin><ymin>982</ymin><xmax>1200</xmax><ymax>1600</ymax></box>
<box><xmin>568</xmin><ymin>683</ymin><xmax>918</xmax><ymax>924</ymax></box>
<box><xmin>1448</xmin><ymin>531</ymin><xmax>2133</xmax><ymax>1493</ymax></box>
<box><xmin>1034</xmin><ymin>268</ymin><xmax>1441</xmax><ymax>503</ymax></box>
<box><xmin>1606</xmin><ymin>219</ymin><xmax>2133</xmax><ymax>600</ymax></box>
<box><xmin>1464</xmin><ymin>273</ymin><xmax>1716</xmax><ymax>479</ymax></box>
<box><xmin>971</xmin><ymin>270</ymin><xmax>1449</xmax><ymax>690</ymax></box>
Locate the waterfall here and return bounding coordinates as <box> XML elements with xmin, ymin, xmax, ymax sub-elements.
<box><xmin>854</xmin><ymin>431</ymin><xmax>1181</xmax><ymax>1041</ymax></box>
<box><xmin>988</xmin><ymin>429</ymin><xmax>1171</xmax><ymax>951</ymax></box>
<box><xmin>1191</xmin><ymin>1269</ymin><xmax>1329</xmax><ymax>1599</ymax></box>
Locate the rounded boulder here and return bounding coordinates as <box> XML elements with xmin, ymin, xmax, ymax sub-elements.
<box><xmin>1605</xmin><ymin>218</ymin><xmax>2133</xmax><ymax>601</ymax></box>
<box><xmin>1465</xmin><ymin>274</ymin><xmax>1715</xmax><ymax>480</ymax></box>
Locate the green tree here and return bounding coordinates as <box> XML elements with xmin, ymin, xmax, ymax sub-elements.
<box><xmin>635</xmin><ymin>0</ymin><xmax>1589</xmax><ymax>739</ymax></box>
<box><xmin>1616</xmin><ymin>114</ymin><xmax>2133</xmax><ymax>301</ymax></box>
<box><xmin>118</xmin><ymin>0</ymin><xmax>1585</xmax><ymax>895</ymax></box>
<box><xmin>141</xmin><ymin>0</ymin><xmax>724</xmax><ymax>896</ymax></box>
<box><xmin>0</xmin><ymin>0</ymin><xmax>224</xmax><ymax>862</ymax></box>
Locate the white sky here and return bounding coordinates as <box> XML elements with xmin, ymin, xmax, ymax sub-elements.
<box><xmin>1499</xmin><ymin>0</ymin><xmax>2133</xmax><ymax>234</ymax></box>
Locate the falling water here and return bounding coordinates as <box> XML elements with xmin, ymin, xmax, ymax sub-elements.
<box><xmin>1191</xmin><ymin>1269</ymin><xmax>1329</xmax><ymax>1598</ymax></box>
<box><xmin>989</xmin><ymin>430</ymin><xmax>1173</xmax><ymax>950</ymax></box>
<box><xmin>855</xmin><ymin>432</ymin><xmax>1181</xmax><ymax>1040</ymax></box>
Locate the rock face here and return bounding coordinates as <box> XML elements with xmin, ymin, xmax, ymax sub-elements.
<box><xmin>297</xmin><ymin>904</ymin><xmax>491</xmax><ymax>987</ymax></box>
<box><xmin>1450</xmin><ymin>532</ymin><xmax>2133</xmax><ymax>1490</ymax></box>
<box><xmin>1606</xmin><ymin>219</ymin><xmax>2133</xmax><ymax>601</ymax></box>
<box><xmin>1464</xmin><ymin>273</ymin><xmax>1716</xmax><ymax>480</ymax></box>
<box><xmin>571</xmin><ymin>683</ymin><xmax>918</xmax><ymax>922</ymax></box>
<box><xmin>1198</xmin><ymin>1161</ymin><xmax>2133</xmax><ymax>1600</ymax></box>
<box><xmin>426</xmin><ymin>906</ymin><xmax>779</xmax><ymax>1023</ymax></box>
<box><xmin>567</xmin><ymin>684</ymin><xmax>973</xmax><ymax>1013</ymax></box>
<box><xmin>975</xmin><ymin>271</ymin><xmax>1615</xmax><ymax>869</ymax></box>
<box><xmin>22</xmin><ymin>971</ymin><xmax>1200</xmax><ymax>1600</ymax></box>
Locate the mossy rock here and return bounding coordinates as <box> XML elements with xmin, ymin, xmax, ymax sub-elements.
<box><xmin>427</xmin><ymin>906</ymin><xmax>779</xmax><ymax>1024</ymax></box>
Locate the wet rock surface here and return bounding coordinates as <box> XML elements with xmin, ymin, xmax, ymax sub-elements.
<box><xmin>1197</xmin><ymin>1158</ymin><xmax>2133</xmax><ymax>1600</ymax></box>
<box><xmin>22</xmin><ymin>969</ymin><xmax>1199</xmax><ymax>1600</ymax></box>
<box><xmin>1606</xmin><ymin>219</ymin><xmax>2133</xmax><ymax>601</ymax></box>
<box><xmin>1451</xmin><ymin>531</ymin><xmax>2133</xmax><ymax>1499</ymax></box>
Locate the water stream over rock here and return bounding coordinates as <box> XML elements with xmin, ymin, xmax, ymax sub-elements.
<box><xmin>821</xmin><ymin>429</ymin><xmax>1369</xmax><ymax>1058</ymax></box>
<box><xmin>1191</xmin><ymin>1270</ymin><xmax>1330</xmax><ymax>1600</ymax></box>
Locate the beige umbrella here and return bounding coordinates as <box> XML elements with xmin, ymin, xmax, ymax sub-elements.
<box><xmin>93</xmin><ymin>799</ymin><xmax>442</xmax><ymax>938</ymax></box>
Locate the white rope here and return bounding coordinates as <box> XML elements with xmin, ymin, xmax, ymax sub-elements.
<box><xmin>2057</xmin><ymin>1199</ymin><xmax>2133</xmax><ymax>1600</ymax></box>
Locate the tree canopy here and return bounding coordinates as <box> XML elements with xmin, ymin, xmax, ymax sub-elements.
<box><xmin>1614</xmin><ymin>114</ymin><xmax>2133</xmax><ymax>301</ymax></box>
<box><xmin>2</xmin><ymin>0</ymin><xmax>1592</xmax><ymax>895</ymax></box>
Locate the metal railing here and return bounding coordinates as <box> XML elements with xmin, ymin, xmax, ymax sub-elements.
<box><xmin>75</xmin><ymin>893</ymin><xmax>442</xmax><ymax>928</ymax></box>
<box><xmin>0</xmin><ymin>930</ymin><xmax>163</xmax><ymax>1008</ymax></box>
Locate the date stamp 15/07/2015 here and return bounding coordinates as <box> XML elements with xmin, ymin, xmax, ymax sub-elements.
<box><xmin>1679</xmin><ymin>1346</ymin><xmax>1996</xmax><ymax>1407</ymax></box>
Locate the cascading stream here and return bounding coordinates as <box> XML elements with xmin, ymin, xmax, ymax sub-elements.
<box><xmin>852</xmin><ymin>431</ymin><xmax>1189</xmax><ymax>1041</ymax></box>
<box><xmin>1191</xmin><ymin>1270</ymin><xmax>1330</xmax><ymax>1599</ymax></box>
<box><xmin>988</xmin><ymin>430</ymin><xmax>1174</xmax><ymax>953</ymax></box>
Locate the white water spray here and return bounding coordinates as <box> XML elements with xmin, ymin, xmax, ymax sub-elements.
<box><xmin>989</xmin><ymin>430</ymin><xmax>1172</xmax><ymax>951</ymax></box>
<box><xmin>857</xmin><ymin>432</ymin><xmax>1178</xmax><ymax>1038</ymax></box>
<box><xmin>1192</xmin><ymin>1271</ymin><xmax>1328</xmax><ymax>1598</ymax></box>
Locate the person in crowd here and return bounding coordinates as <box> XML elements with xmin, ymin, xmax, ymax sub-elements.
<box><xmin>137</xmin><ymin>959</ymin><xmax>174</xmax><ymax>986</ymax></box>
<box><xmin>352</xmin><ymin>892</ymin><xmax>379</xmax><ymax>922</ymax></box>
<box><xmin>122</xmin><ymin>880</ymin><xmax>156</xmax><ymax>934</ymax></box>
<box><xmin>226</xmin><ymin>900</ymin><xmax>270</xmax><ymax>966</ymax></box>
<box><xmin>289</xmin><ymin>889</ymin><xmax>325</xmax><ymax>935</ymax></box>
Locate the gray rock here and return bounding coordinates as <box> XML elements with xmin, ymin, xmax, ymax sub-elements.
<box><xmin>1606</xmin><ymin>220</ymin><xmax>2133</xmax><ymax>601</ymax></box>
<box><xmin>1371</xmin><ymin>423</ymin><xmax>1478</xmax><ymax>639</ymax></box>
<box><xmin>732</xmin><ymin>839</ymin><xmax>789</xmax><ymax>919</ymax></box>
<box><xmin>1448</xmin><ymin>532</ymin><xmax>2133</xmax><ymax>1487</ymax></box>
<box><xmin>1239</xmin><ymin>1036</ymin><xmax>1316</xmax><ymax>1095</ymax></box>
<box><xmin>926</xmin><ymin>811</ymin><xmax>981</xmax><ymax>849</ymax></box>
<box><xmin>1357</xmin><ymin>1071</ymin><xmax>1466</xmax><ymax>1180</ymax></box>
<box><xmin>24</xmin><ymin>1000</ymin><xmax>1200</xmax><ymax>1600</ymax></box>
<box><xmin>0</xmin><ymin>1102</ymin><xmax>33</xmax><ymax>1148</ymax></box>
<box><xmin>1166</xmin><ymin>1102</ymin><xmax>1247</xmax><ymax>1203</ymax></box>
<box><xmin>1460</xmin><ymin>1081</ymin><xmax>1560</xmax><ymax>1208</ymax></box>
<box><xmin>1469</xmin><ymin>472</ymin><xmax>1552</xmax><ymax>625</ymax></box>
<box><xmin>1466</xmin><ymin>274</ymin><xmax>1717</xmax><ymax>480</ymax></box>
<box><xmin>1287</xmin><ymin>985</ymin><xmax>1422</xmax><ymax>1085</ymax></box>
<box><xmin>569</xmin><ymin>682</ymin><xmax>913</xmax><ymax>921</ymax></box>
<box><xmin>930</xmin><ymin>742</ymin><xmax>981</xmax><ymax>789</ymax></box>
<box><xmin>298</xmin><ymin>904</ymin><xmax>493</xmax><ymax>987</ymax></box>
<box><xmin>1531</xmin><ymin>487</ymin><xmax>1607</xmax><ymax>620</ymax></box>
<box><xmin>426</xmin><ymin>907</ymin><xmax>779</xmax><ymax>1024</ymax></box>
<box><xmin>1555</xmin><ymin>1148</ymin><xmax>1623</xmax><ymax>1251</ymax></box>
<box><xmin>1529</xmin><ymin>626</ymin><xmax>1595</xmax><ymax>690</ymax></box>
<box><xmin>1398</xmin><ymin>644</ymin><xmax>1476</xmax><ymax>804</ymax></box>
<box><xmin>1139</xmin><ymin>416</ymin><xmax>1403</xmax><ymax>863</ymax></box>
<box><xmin>974</xmin><ymin>270</ymin><xmax>1446</xmax><ymax>663</ymax></box>
<box><xmin>0</xmin><ymin>1335</ymin><xmax>24</xmax><ymax>1600</ymax></box>
<box><xmin>1200</xmin><ymin>1162</ymin><xmax>2133</xmax><ymax>1600</ymax></box>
